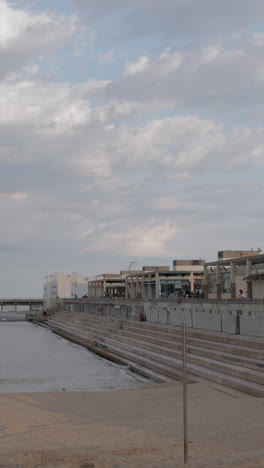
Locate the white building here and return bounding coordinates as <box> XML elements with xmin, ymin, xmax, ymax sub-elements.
<box><xmin>44</xmin><ymin>272</ymin><xmax>88</xmax><ymax>309</ymax></box>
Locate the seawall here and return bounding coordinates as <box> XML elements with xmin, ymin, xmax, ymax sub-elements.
<box><xmin>59</xmin><ymin>298</ymin><xmax>264</xmax><ymax>338</ymax></box>
<box><xmin>46</xmin><ymin>301</ymin><xmax>264</xmax><ymax>396</ymax></box>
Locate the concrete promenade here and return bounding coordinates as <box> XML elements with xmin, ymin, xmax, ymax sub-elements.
<box><xmin>0</xmin><ymin>382</ymin><xmax>264</xmax><ymax>467</ymax></box>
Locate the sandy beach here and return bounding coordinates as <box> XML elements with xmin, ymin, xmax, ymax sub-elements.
<box><xmin>0</xmin><ymin>382</ymin><xmax>264</xmax><ymax>467</ymax></box>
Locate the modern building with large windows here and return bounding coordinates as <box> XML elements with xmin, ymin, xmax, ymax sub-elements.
<box><xmin>88</xmin><ymin>273</ymin><xmax>128</xmax><ymax>299</ymax></box>
<box><xmin>125</xmin><ymin>261</ymin><xmax>205</xmax><ymax>299</ymax></box>
<box><xmin>204</xmin><ymin>250</ymin><xmax>264</xmax><ymax>299</ymax></box>
<box><xmin>88</xmin><ymin>268</ymin><xmax>168</xmax><ymax>299</ymax></box>
<box><xmin>88</xmin><ymin>262</ymin><xmax>206</xmax><ymax>300</ymax></box>
<box><xmin>173</xmin><ymin>259</ymin><xmax>205</xmax><ymax>296</ymax></box>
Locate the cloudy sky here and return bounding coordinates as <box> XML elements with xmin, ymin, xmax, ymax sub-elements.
<box><xmin>1</xmin><ymin>0</ymin><xmax>264</xmax><ymax>296</ymax></box>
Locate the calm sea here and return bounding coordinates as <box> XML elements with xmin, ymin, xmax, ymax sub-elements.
<box><xmin>0</xmin><ymin>321</ymin><xmax>151</xmax><ymax>393</ymax></box>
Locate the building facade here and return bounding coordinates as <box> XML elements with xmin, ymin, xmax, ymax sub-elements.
<box><xmin>44</xmin><ymin>272</ymin><xmax>88</xmax><ymax>309</ymax></box>
<box><xmin>88</xmin><ymin>273</ymin><xmax>128</xmax><ymax>299</ymax></box>
<box><xmin>88</xmin><ymin>262</ymin><xmax>206</xmax><ymax>300</ymax></box>
<box><xmin>125</xmin><ymin>261</ymin><xmax>205</xmax><ymax>299</ymax></box>
<box><xmin>204</xmin><ymin>250</ymin><xmax>264</xmax><ymax>299</ymax></box>
<box><xmin>173</xmin><ymin>259</ymin><xmax>205</xmax><ymax>295</ymax></box>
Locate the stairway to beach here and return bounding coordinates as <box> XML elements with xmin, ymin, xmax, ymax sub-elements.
<box><xmin>45</xmin><ymin>310</ymin><xmax>264</xmax><ymax>397</ymax></box>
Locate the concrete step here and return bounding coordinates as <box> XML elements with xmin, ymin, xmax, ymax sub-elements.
<box><xmin>67</xmin><ymin>312</ymin><xmax>264</xmax><ymax>350</ymax></box>
<box><xmin>83</xmin><ymin>329</ymin><xmax>264</xmax><ymax>386</ymax></box>
<box><xmin>49</xmin><ymin>320</ymin><xmax>264</xmax><ymax>397</ymax></box>
<box><xmin>61</xmin><ymin>312</ymin><xmax>264</xmax><ymax>354</ymax></box>
<box><xmin>50</xmin><ymin>314</ymin><xmax>264</xmax><ymax>365</ymax></box>
<box><xmin>49</xmin><ymin>316</ymin><xmax>178</xmax><ymax>350</ymax></box>
<box><xmin>114</xmin><ymin>317</ymin><xmax>262</xmax><ymax>360</ymax></box>
<box><xmin>52</xmin><ymin>315</ymin><xmax>264</xmax><ymax>373</ymax></box>
<box><xmin>48</xmin><ymin>321</ymin><xmax>192</xmax><ymax>383</ymax></box>
<box><xmin>98</xmin><ymin>328</ymin><xmax>264</xmax><ymax>373</ymax></box>
<box><xmin>49</xmin><ymin>318</ymin><xmax>264</xmax><ymax>390</ymax></box>
<box><xmin>185</xmin><ymin>335</ymin><xmax>264</xmax><ymax>361</ymax></box>
<box><xmin>50</xmin><ymin>323</ymin><xmax>172</xmax><ymax>384</ymax></box>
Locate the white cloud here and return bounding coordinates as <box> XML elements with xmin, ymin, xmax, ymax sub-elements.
<box><xmin>0</xmin><ymin>192</ymin><xmax>30</xmax><ymax>201</ymax></box>
<box><xmin>86</xmin><ymin>221</ymin><xmax>179</xmax><ymax>257</ymax></box>
<box><xmin>0</xmin><ymin>79</ymin><xmax>109</xmax><ymax>137</ymax></box>
<box><xmin>113</xmin><ymin>116</ymin><xmax>224</xmax><ymax>172</ymax></box>
<box><xmin>99</xmin><ymin>35</ymin><xmax>264</xmax><ymax>115</ymax></box>
<box><xmin>10</xmin><ymin>192</ymin><xmax>30</xmax><ymax>201</ymax></box>
<box><xmin>73</xmin><ymin>154</ymin><xmax>113</xmax><ymax>178</ymax></box>
<box><xmin>1</xmin><ymin>0</ymin><xmax>264</xmax><ymax>294</ymax></box>
<box><xmin>0</xmin><ymin>74</ymin><xmax>263</xmax><ymax>175</ymax></box>
<box><xmin>123</xmin><ymin>56</ymin><xmax>149</xmax><ymax>76</ymax></box>
<box><xmin>122</xmin><ymin>49</ymin><xmax>183</xmax><ymax>79</ymax></box>
<box><xmin>0</xmin><ymin>0</ymin><xmax>79</xmax><ymax>78</ymax></box>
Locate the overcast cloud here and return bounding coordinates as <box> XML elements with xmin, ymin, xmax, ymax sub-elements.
<box><xmin>73</xmin><ymin>0</ymin><xmax>264</xmax><ymax>38</ymax></box>
<box><xmin>0</xmin><ymin>0</ymin><xmax>263</xmax><ymax>296</ymax></box>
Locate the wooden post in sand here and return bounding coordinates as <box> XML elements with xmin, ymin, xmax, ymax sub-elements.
<box><xmin>182</xmin><ymin>321</ymin><xmax>188</xmax><ymax>465</ymax></box>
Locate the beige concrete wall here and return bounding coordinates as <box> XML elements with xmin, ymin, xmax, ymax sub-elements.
<box><xmin>62</xmin><ymin>297</ymin><xmax>264</xmax><ymax>338</ymax></box>
<box><xmin>143</xmin><ymin>300</ymin><xmax>264</xmax><ymax>337</ymax></box>
<box><xmin>252</xmin><ymin>281</ymin><xmax>264</xmax><ymax>299</ymax></box>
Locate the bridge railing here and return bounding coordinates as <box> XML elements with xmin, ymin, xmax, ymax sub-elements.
<box><xmin>0</xmin><ymin>298</ymin><xmax>43</xmax><ymax>302</ymax></box>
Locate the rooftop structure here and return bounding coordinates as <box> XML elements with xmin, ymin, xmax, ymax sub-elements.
<box><xmin>142</xmin><ymin>266</ymin><xmax>170</xmax><ymax>272</ymax></box>
<box><xmin>218</xmin><ymin>250</ymin><xmax>261</xmax><ymax>261</ymax></box>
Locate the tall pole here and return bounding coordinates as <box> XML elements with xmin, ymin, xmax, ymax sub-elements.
<box><xmin>182</xmin><ymin>321</ymin><xmax>188</xmax><ymax>465</ymax></box>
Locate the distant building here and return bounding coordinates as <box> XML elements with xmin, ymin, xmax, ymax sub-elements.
<box><xmin>88</xmin><ymin>262</ymin><xmax>206</xmax><ymax>300</ymax></box>
<box><xmin>204</xmin><ymin>249</ymin><xmax>263</xmax><ymax>299</ymax></box>
<box><xmin>126</xmin><ymin>261</ymin><xmax>205</xmax><ymax>299</ymax></box>
<box><xmin>44</xmin><ymin>272</ymin><xmax>88</xmax><ymax>309</ymax></box>
<box><xmin>173</xmin><ymin>259</ymin><xmax>205</xmax><ymax>295</ymax></box>
<box><xmin>88</xmin><ymin>273</ymin><xmax>129</xmax><ymax>299</ymax></box>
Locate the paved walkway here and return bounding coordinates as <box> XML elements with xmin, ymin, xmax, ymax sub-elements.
<box><xmin>0</xmin><ymin>382</ymin><xmax>264</xmax><ymax>467</ymax></box>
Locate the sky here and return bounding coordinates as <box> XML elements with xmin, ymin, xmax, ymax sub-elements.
<box><xmin>0</xmin><ymin>0</ymin><xmax>264</xmax><ymax>297</ymax></box>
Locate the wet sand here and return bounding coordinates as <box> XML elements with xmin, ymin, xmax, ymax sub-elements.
<box><xmin>0</xmin><ymin>382</ymin><xmax>264</xmax><ymax>467</ymax></box>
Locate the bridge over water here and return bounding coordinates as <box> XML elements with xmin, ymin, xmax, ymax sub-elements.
<box><xmin>0</xmin><ymin>298</ymin><xmax>43</xmax><ymax>312</ymax></box>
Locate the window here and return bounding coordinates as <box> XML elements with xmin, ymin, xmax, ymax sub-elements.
<box><xmin>160</xmin><ymin>279</ymin><xmax>190</xmax><ymax>297</ymax></box>
<box><xmin>208</xmin><ymin>273</ymin><xmax>217</xmax><ymax>293</ymax></box>
<box><xmin>222</xmin><ymin>272</ymin><xmax>231</xmax><ymax>293</ymax></box>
